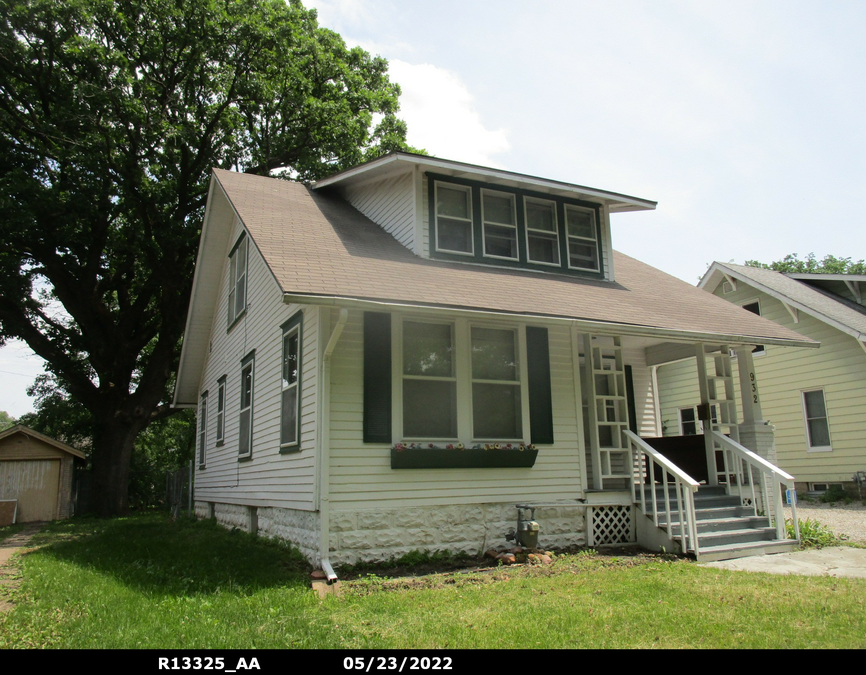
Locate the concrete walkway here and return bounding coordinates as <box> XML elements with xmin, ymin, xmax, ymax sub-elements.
<box><xmin>0</xmin><ymin>523</ymin><xmax>44</xmax><ymax>613</ymax></box>
<box><xmin>701</xmin><ymin>546</ymin><xmax>866</xmax><ymax>578</ymax></box>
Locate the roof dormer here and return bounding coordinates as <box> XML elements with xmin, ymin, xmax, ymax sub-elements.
<box><xmin>312</xmin><ymin>151</ymin><xmax>656</xmax><ymax>283</ymax></box>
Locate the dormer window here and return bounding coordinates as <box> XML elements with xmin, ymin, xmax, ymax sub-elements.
<box><xmin>429</xmin><ymin>174</ymin><xmax>604</xmax><ymax>278</ymax></box>
<box><xmin>525</xmin><ymin>197</ymin><xmax>560</xmax><ymax>266</ymax></box>
<box><xmin>434</xmin><ymin>183</ymin><xmax>473</xmax><ymax>255</ymax></box>
<box><xmin>481</xmin><ymin>190</ymin><xmax>518</xmax><ymax>260</ymax></box>
<box><xmin>565</xmin><ymin>205</ymin><xmax>599</xmax><ymax>272</ymax></box>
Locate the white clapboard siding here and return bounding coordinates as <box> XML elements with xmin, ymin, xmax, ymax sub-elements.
<box><xmin>327</xmin><ymin>310</ymin><xmax>584</xmax><ymax>509</ymax></box>
<box><xmin>342</xmin><ymin>172</ymin><xmax>416</xmax><ymax>251</ymax></box>
<box><xmin>658</xmin><ymin>282</ymin><xmax>866</xmax><ymax>484</ymax></box>
<box><xmin>194</xmin><ymin>215</ymin><xmax>318</xmax><ymax>510</ymax></box>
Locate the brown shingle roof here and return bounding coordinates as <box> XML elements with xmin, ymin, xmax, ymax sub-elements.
<box><xmin>213</xmin><ymin>169</ymin><xmax>813</xmax><ymax>346</ymax></box>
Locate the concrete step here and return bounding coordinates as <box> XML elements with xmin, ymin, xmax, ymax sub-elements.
<box><xmin>696</xmin><ymin>527</ymin><xmax>778</xmax><ymax>547</ymax></box>
<box><xmin>693</xmin><ymin>538</ymin><xmax>800</xmax><ymax>562</ymax></box>
<box><xmin>660</xmin><ymin>515</ymin><xmax>771</xmax><ymax>533</ymax></box>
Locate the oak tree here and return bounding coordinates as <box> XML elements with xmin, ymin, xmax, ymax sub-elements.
<box><xmin>0</xmin><ymin>0</ymin><xmax>414</xmax><ymax>515</ymax></box>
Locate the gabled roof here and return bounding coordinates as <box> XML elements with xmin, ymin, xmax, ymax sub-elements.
<box><xmin>174</xmin><ymin>169</ymin><xmax>815</xmax><ymax>405</ymax></box>
<box><xmin>313</xmin><ymin>151</ymin><xmax>658</xmax><ymax>213</ymax></box>
<box><xmin>0</xmin><ymin>425</ymin><xmax>86</xmax><ymax>459</ymax></box>
<box><xmin>700</xmin><ymin>262</ymin><xmax>866</xmax><ymax>344</ymax></box>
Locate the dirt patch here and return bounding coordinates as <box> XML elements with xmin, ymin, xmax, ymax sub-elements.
<box><xmin>0</xmin><ymin>522</ymin><xmax>45</xmax><ymax>613</ymax></box>
<box><xmin>337</xmin><ymin>543</ymin><xmax>680</xmax><ymax>584</ymax></box>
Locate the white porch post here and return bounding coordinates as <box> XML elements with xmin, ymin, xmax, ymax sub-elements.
<box><xmin>694</xmin><ymin>343</ymin><xmax>718</xmax><ymax>486</ymax></box>
<box><xmin>734</xmin><ymin>345</ymin><xmax>779</xmax><ymax>518</ymax></box>
<box><xmin>583</xmin><ymin>333</ymin><xmax>603</xmax><ymax>490</ymax></box>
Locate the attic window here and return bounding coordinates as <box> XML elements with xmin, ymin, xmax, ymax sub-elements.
<box><xmin>565</xmin><ymin>205</ymin><xmax>599</xmax><ymax>272</ymax></box>
<box><xmin>429</xmin><ymin>174</ymin><xmax>604</xmax><ymax>278</ymax></box>
<box><xmin>228</xmin><ymin>234</ymin><xmax>248</xmax><ymax>328</ymax></box>
<box><xmin>434</xmin><ymin>183</ymin><xmax>473</xmax><ymax>255</ymax></box>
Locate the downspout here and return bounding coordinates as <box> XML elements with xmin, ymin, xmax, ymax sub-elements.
<box><xmin>318</xmin><ymin>307</ymin><xmax>349</xmax><ymax>582</ymax></box>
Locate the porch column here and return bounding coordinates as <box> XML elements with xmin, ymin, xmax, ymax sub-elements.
<box><xmin>733</xmin><ymin>345</ymin><xmax>776</xmax><ymax>462</ymax></box>
<box><xmin>734</xmin><ymin>345</ymin><xmax>778</xmax><ymax>520</ymax></box>
<box><xmin>693</xmin><ymin>343</ymin><xmax>718</xmax><ymax>486</ymax></box>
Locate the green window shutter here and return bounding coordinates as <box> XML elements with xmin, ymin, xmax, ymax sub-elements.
<box><xmin>526</xmin><ymin>326</ymin><xmax>554</xmax><ymax>444</ymax></box>
<box><xmin>363</xmin><ymin>312</ymin><xmax>392</xmax><ymax>443</ymax></box>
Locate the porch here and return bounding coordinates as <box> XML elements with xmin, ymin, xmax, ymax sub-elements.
<box><xmin>580</xmin><ymin>334</ymin><xmax>800</xmax><ymax>561</ymax></box>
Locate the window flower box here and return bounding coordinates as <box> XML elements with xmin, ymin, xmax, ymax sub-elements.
<box><xmin>391</xmin><ymin>443</ymin><xmax>538</xmax><ymax>469</ymax></box>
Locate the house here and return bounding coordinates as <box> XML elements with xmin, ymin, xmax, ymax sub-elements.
<box><xmin>657</xmin><ymin>262</ymin><xmax>866</xmax><ymax>496</ymax></box>
<box><xmin>0</xmin><ymin>425</ymin><xmax>85</xmax><ymax>524</ymax></box>
<box><xmin>173</xmin><ymin>152</ymin><xmax>816</xmax><ymax>575</ymax></box>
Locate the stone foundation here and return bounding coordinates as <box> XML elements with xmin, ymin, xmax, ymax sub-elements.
<box><xmin>328</xmin><ymin>502</ymin><xmax>588</xmax><ymax>567</ymax></box>
<box><xmin>257</xmin><ymin>506</ymin><xmax>320</xmax><ymax>563</ymax></box>
<box><xmin>196</xmin><ymin>500</ymin><xmax>589</xmax><ymax>568</ymax></box>
<box><xmin>195</xmin><ymin>501</ymin><xmax>321</xmax><ymax>564</ymax></box>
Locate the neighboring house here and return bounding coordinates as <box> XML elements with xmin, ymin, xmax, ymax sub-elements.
<box><xmin>174</xmin><ymin>152</ymin><xmax>816</xmax><ymax>573</ymax></box>
<box><xmin>658</xmin><ymin>262</ymin><xmax>866</xmax><ymax>495</ymax></box>
<box><xmin>0</xmin><ymin>425</ymin><xmax>85</xmax><ymax>524</ymax></box>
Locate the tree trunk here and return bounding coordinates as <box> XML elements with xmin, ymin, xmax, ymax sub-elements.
<box><xmin>89</xmin><ymin>416</ymin><xmax>145</xmax><ymax>517</ymax></box>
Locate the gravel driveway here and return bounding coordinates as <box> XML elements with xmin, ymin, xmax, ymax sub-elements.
<box><xmin>784</xmin><ymin>501</ymin><xmax>866</xmax><ymax>543</ymax></box>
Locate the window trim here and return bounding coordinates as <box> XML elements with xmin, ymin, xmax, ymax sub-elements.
<box><xmin>238</xmin><ymin>350</ymin><xmax>255</xmax><ymax>460</ymax></box>
<box><xmin>215</xmin><ymin>376</ymin><xmax>226</xmax><ymax>447</ymax></box>
<box><xmin>480</xmin><ymin>188</ymin><xmax>519</xmax><ymax>261</ymax></box>
<box><xmin>198</xmin><ymin>391</ymin><xmax>208</xmax><ymax>468</ymax></box>
<box><xmin>801</xmin><ymin>388</ymin><xmax>832</xmax><ymax>453</ymax></box>
<box><xmin>392</xmin><ymin>316</ymin><xmax>530</xmax><ymax>445</ymax></box>
<box><xmin>564</xmin><ymin>203</ymin><xmax>601</xmax><ymax>273</ymax></box>
<box><xmin>279</xmin><ymin>311</ymin><xmax>303</xmax><ymax>453</ymax></box>
<box><xmin>428</xmin><ymin>173</ymin><xmax>605</xmax><ymax>279</ymax></box>
<box><xmin>523</xmin><ymin>196</ymin><xmax>561</xmax><ymax>267</ymax></box>
<box><xmin>433</xmin><ymin>181</ymin><xmax>474</xmax><ymax>257</ymax></box>
<box><xmin>227</xmin><ymin>233</ymin><xmax>249</xmax><ymax>330</ymax></box>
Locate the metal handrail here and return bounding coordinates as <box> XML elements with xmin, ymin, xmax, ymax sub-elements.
<box><xmin>710</xmin><ymin>431</ymin><xmax>800</xmax><ymax>542</ymax></box>
<box><xmin>624</xmin><ymin>430</ymin><xmax>701</xmax><ymax>555</ymax></box>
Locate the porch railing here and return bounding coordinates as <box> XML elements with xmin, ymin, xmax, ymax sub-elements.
<box><xmin>625</xmin><ymin>430</ymin><xmax>702</xmax><ymax>555</ymax></box>
<box><xmin>710</xmin><ymin>431</ymin><xmax>800</xmax><ymax>542</ymax></box>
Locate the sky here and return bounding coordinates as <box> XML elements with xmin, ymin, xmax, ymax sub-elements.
<box><xmin>2</xmin><ymin>0</ymin><xmax>865</xmax><ymax>418</ymax></box>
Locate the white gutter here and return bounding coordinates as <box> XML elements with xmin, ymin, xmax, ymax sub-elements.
<box><xmin>317</xmin><ymin>307</ymin><xmax>349</xmax><ymax>582</ymax></box>
<box><xmin>282</xmin><ymin>293</ymin><xmax>818</xmax><ymax>350</ymax></box>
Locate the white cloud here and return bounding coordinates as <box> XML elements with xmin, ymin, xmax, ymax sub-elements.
<box><xmin>388</xmin><ymin>60</ymin><xmax>510</xmax><ymax>167</ymax></box>
<box><xmin>0</xmin><ymin>339</ymin><xmax>44</xmax><ymax>418</ymax></box>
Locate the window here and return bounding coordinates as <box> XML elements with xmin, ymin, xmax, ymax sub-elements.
<box><xmin>565</xmin><ymin>205</ymin><xmax>599</xmax><ymax>272</ymax></box>
<box><xmin>679</xmin><ymin>407</ymin><xmax>698</xmax><ymax>435</ymax></box>
<box><xmin>471</xmin><ymin>327</ymin><xmax>522</xmax><ymax>438</ymax></box>
<box><xmin>679</xmin><ymin>404</ymin><xmax>718</xmax><ymax>435</ymax></box>
<box><xmin>481</xmin><ymin>190</ymin><xmax>518</xmax><ymax>260</ymax></box>
<box><xmin>402</xmin><ymin>321</ymin><xmax>458</xmax><ymax>438</ymax></box>
<box><xmin>216</xmin><ymin>377</ymin><xmax>226</xmax><ymax>446</ymax></box>
<box><xmin>399</xmin><ymin>319</ymin><xmax>524</xmax><ymax>442</ymax></box>
<box><xmin>227</xmin><ymin>234</ymin><xmax>248</xmax><ymax>327</ymax></box>
<box><xmin>239</xmin><ymin>352</ymin><xmax>255</xmax><ymax>458</ymax></box>
<box><xmin>280</xmin><ymin>312</ymin><xmax>303</xmax><ymax>451</ymax></box>
<box><xmin>198</xmin><ymin>392</ymin><xmax>208</xmax><ymax>467</ymax></box>
<box><xmin>429</xmin><ymin>174</ymin><xmax>604</xmax><ymax>277</ymax></box>
<box><xmin>525</xmin><ymin>197</ymin><xmax>560</xmax><ymax>266</ymax></box>
<box><xmin>802</xmin><ymin>389</ymin><xmax>831</xmax><ymax>452</ymax></box>
<box><xmin>434</xmin><ymin>183</ymin><xmax>473</xmax><ymax>255</ymax></box>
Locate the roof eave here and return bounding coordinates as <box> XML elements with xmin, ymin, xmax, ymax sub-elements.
<box><xmin>702</xmin><ymin>262</ymin><xmax>866</xmax><ymax>344</ymax></box>
<box><xmin>312</xmin><ymin>152</ymin><xmax>657</xmax><ymax>213</ymax></box>
<box><xmin>282</xmin><ymin>292</ymin><xmax>818</xmax><ymax>349</ymax></box>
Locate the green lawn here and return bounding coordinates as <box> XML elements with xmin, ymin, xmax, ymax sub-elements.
<box><xmin>1</xmin><ymin>513</ymin><xmax>863</xmax><ymax>649</ymax></box>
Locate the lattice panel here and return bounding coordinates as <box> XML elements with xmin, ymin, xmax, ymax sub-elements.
<box><xmin>591</xmin><ymin>505</ymin><xmax>635</xmax><ymax>545</ymax></box>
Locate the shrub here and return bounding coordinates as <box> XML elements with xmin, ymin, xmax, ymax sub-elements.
<box><xmin>787</xmin><ymin>518</ymin><xmax>847</xmax><ymax>548</ymax></box>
